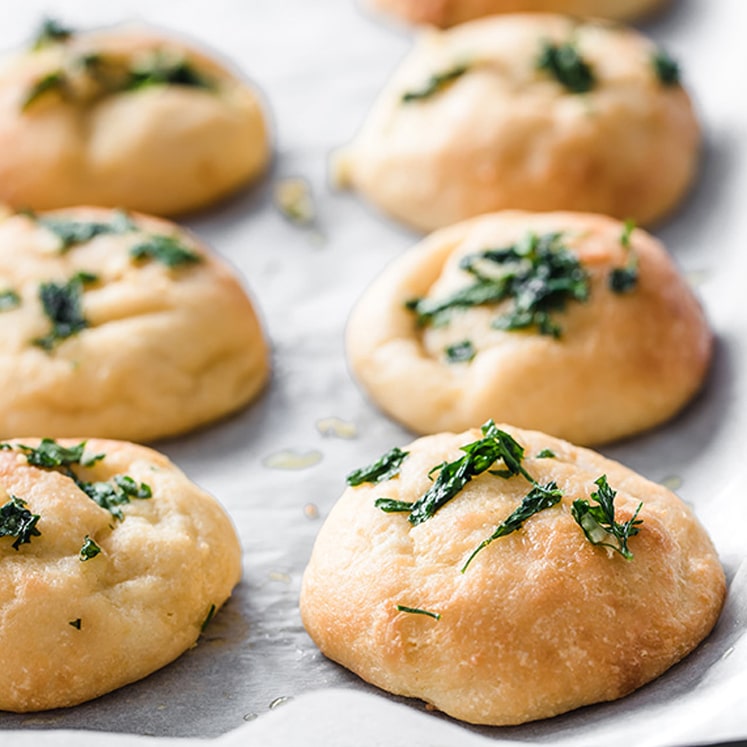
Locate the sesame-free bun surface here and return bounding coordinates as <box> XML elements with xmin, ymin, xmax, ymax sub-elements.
<box><xmin>370</xmin><ymin>0</ymin><xmax>668</xmax><ymax>27</ymax></box>
<box><xmin>0</xmin><ymin>207</ymin><xmax>269</xmax><ymax>441</ymax></box>
<box><xmin>300</xmin><ymin>424</ymin><xmax>725</xmax><ymax>725</ymax></box>
<box><xmin>0</xmin><ymin>437</ymin><xmax>241</xmax><ymax>712</ymax></box>
<box><xmin>335</xmin><ymin>13</ymin><xmax>698</xmax><ymax>231</ymax></box>
<box><xmin>346</xmin><ymin>211</ymin><xmax>711</xmax><ymax>445</ymax></box>
<box><xmin>0</xmin><ymin>23</ymin><xmax>269</xmax><ymax>215</ymax></box>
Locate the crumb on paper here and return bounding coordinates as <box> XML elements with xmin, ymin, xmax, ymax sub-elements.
<box><xmin>268</xmin><ymin>695</ymin><xmax>293</xmax><ymax>710</ymax></box>
<box><xmin>262</xmin><ymin>449</ymin><xmax>323</xmax><ymax>470</ymax></box>
<box><xmin>268</xmin><ymin>571</ymin><xmax>291</xmax><ymax>584</ymax></box>
<box><xmin>660</xmin><ymin>474</ymin><xmax>683</xmax><ymax>491</ymax></box>
<box><xmin>274</xmin><ymin>177</ymin><xmax>316</xmax><ymax>227</ymax></box>
<box><xmin>242</xmin><ymin>712</ymin><xmax>258</xmax><ymax>722</ymax></box>
<box><xmin>304</xmin><ymin>503</ymin><xmax>319</xmax><ymax>520</ymax></box>
<box><xmin>316</xmin><ymin>416</ymin><xmax>358</xmax><ymax>439</ymax></box>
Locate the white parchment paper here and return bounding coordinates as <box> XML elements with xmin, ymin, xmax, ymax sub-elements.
<box><xmin>0</xmin><ymin>0</ymin><xmax>745</xmax><ymax>744</ymax></box>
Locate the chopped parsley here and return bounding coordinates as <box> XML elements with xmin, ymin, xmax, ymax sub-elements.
<box><xmin>31</xmin><ymin>18</ymin><xmax>74</xmax><ymax>50</ymax></box>
<box><xmin>402</xmin><ymin>64</ymin><xmax>469</xmax><ymax>103</ymax></box>
<box><xmin>129</xmin><ymin>235</ymin><xmax>201</xmax><ymax>267</ymax></box>
<box><xmin>79</xmin><ymin>535</ymin><xmax>101</xmax><ymax>561</ymax></box>
<box><xmin>396</xmin><ymin>604</ymin><xmax>441</xmax><ymax>620</ymax></box>
<box><xmin>0</xmin><ymin>496</ymin><xmax>41</xmax><ymax>550</ymax></box>
<box><xmin>201</xmin><ymin>603</ymin><xmax>217</xmax><ymax>632</ymax></box>
<box><xmin>461</xmin><ymin>481</ymin><xmax>563</xmax><ymax>571</ymax></box>
<box><xmin>407</xmin><ymin>232</ymin><xmax>589</xmax><ymax>338</ymax></box>
<box><xmin>571</xmin><ymin>475</ymin><xmax>643</xmax><ymax>559</ymax></box>
<box><xmin>124</xmin><ymin>55</ymin><xmax>214</xmax><ymax>92</ymax></box>
<box><xmin>445</xmin><ymin>340</ymin><xmax>476</xmax><ymax>363</ymax></box>
<box><xmin>347</xmin><ymin>447</ymin><xmax>410</xmax><ymax>486</ymax></box>
<box><xmin>537</xmin><ymin>40</ymin><xmax>595</xmax><ymax>94</ymax></box>
<box><xmin>374</xmin><ymin>421</ymin><xmax>537</xmax><ymax>526</ymax></box>
<box><xmin>8</xmin><ymin>439</ymin><xmax>151</xmax><ymax>521</ymax></box>
<box><xmin>33</xmin><ymin>275</ymin><xmax>93</xmax><ymax>351</ymax></box>
<box><xmin>652</xmin><ymin>48</ymin><xmax>680</xmax><ymax>87</ymax></box>
<box><xmin>609</xmin><ymin>219</ymin><xmax>639</xmax><ymax>294</ymax></box>
<box><xmin>22</xmin><ymin>71</ymin><xmax>66</xmax><ymax>111</ymax></box>
<box><xmin>536</xmin><ymin>448</ymin><xmax>556</xmax><ymax>459</ymax></box>
<box><xmin>32</xmin><ymin>210</ymin><xmax>136</xmax><ymax>251</ymax></box>
<box><xmin>0</xmin><ymin>290</ymin><xmax>21</xmax><ymax>312</ymax></box>
<box><xmin>69</xmin><ymin>618</ymin><xmax>82</xmax><ymax>630</ymax></box>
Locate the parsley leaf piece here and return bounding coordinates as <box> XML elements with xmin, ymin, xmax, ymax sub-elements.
<box><xmin>35</xmin><ymin>210</ymin><xmax>136</xmax><ymax>251</ymax></box>
<box><xmin>18</xmin><ymin>438</ymin><xmax>88</xmax><ymax>468</ymax></box>
<box><xmin>21</xmin><ymin>71</ymin><xmax>66</xmax><ymax>111</ymax></box>
<box><xmin>0</xmin><ymin>495</ymin><xmax>41</xmax><ymax>550</ymax></box>
<box><xmin>537</xmin><ymin>41</ymin><xmax>595</xmax><ymax>94</ymax></box>
<box><xmin>652</xmin><ymin>48</ymin><xmax>680</xmax><ymax>86</ymax></box>
<box><xmin>396</xmin><ymin>604</ymin><xmax>441</xmax><ymax>620</ymax></box>
<box><xmin>129</xmin><ymin>235</ymin><xmax>201</xmax><ymax>267</ymax></box>
<box><xmin>407</xmin><ymin>232</ymin><xmax>589</xmax><ymax>338</ymax></box>
<box><xmin>79</xmin><ymin>535</ymin><xmax>101</xmax><ymax>561</ymax></box>
<box><xmin>406</xmin><ymin>421</ymin><xmax>534</xmax><ymax>526</ymax></box>
<box><xmin>536</xmin><ymin>448</ymin><xmax>556</xmax><ymax>459</ymax></box>
<box><xmin>124</xmin><ymin>56</ymin><xmax>214</xmax><ymax>92</ymax></box>
<box><xmin>347</xmin><ymin>447</ymin><xmax>410</xmax><ymax>486</ymax></box>
<box><xmin>33</xmin><ymin>275</ymin><xmax>89</xmax><ymax>351</ymax></box>
<box><xmin>201</xmin><ymin>603</ymin><xmax>217</xmax><ymax>632</ymax></box>
<box><xmin>114</xmin><ymin>475</ymin><xmax>152</xmax><ymax>499</ymax></box>
<box><xmin>374</xmin><ymin>498</ymin><xmax>413</xmax><ymax>513</ymax></box>
<box><xmin>445</xmin><ymin>340</ymin><xmax>476</xmax><ymax>363</ymax></box>
<box><xmin>609</xmin><ymin>219</ymin><xmax>639</xmax><ymax>294</ymax></box>
<box><xmin>0</xmin><ymin>290</ymin><xmax>21</xmax><ymax>312</ymax></box>
<box><xmin>69</xmin><ymin>618</ymin><xmax>82</xmax><ymax>630</ymax></box>
<box><xmin>571</xmin><ymin>474</ymin><xmax>643</xmax><ymax>559</ymax></box>
<box><xmin>32</xmin><ymin>17</ymin><xmax>74</xmax><ymax>50</ymax></box>
<box><xmin>77</xmin><ymin>475</ymin><xmax>152</xmax><ymax>521</ymax></box>
<box><xmin>461</xmin><ymin>481</ymin><xmax>563</xmax><ymax>572</ymax></box>
<box><xmin>402</xmin><ymin>64</ymin><xmax>469</xmax><ymax>103</ymax></box>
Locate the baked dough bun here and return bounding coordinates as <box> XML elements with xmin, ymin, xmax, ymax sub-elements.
<box><xmin>370</xmin><ymin>0</ymin><xmax>669</xmax><ymax>27</ymax></box>
<box><xmin>346</xmin><ymin>211</ymin><xmax>711</xmax><ymax>445</ymax></box>
<box><xmin>335</xmin><ymin>13</ymin><xmax>698</xmax><ymax>231</ymax></box>
<box><xmin>0</xmin><ymin>22</ymin><xmax>269</xmax><ymax>215</ymax></box>
<box><xmin>0</xmin><ymin>206</ymin><xmax>269</xmax><ymax>441</ymax></box>
<box><xmin>300</xmin><ymin>424</ymin><xmax>725</xmax><ymax>725</ymax></box>
<box><xmin>0</xmin><ymin>437</ymin><xmax>241</xmax><ymax>712</ymax></box>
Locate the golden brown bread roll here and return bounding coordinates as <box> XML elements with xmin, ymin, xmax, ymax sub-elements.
<box><xmin>335</xmin><ymin>13</ymin><xmax>698</xmax><ymax>230</ymax></box>
<box><xmin>301</xmin><ymin>423</ymin><xmax>725</xmax><ymax>725</ymax></box>
<box><xmin>346</xmin><ymin>211</ymin><xmax>711</xmax><ymax>445</ymax></box>
<box><xmin>0</xmin><ymin>206</ymin><xmax>269</xmax><ymax>441</ymax></box>
<box><xmin>0</xmin><ymin>437</ymin><xmax>242</xmax><ymax>711</ymax></box>
<box><xmin>0</xmin><ymin>20</ymin><xmax>269</xmax><ymax>215</ymax></box>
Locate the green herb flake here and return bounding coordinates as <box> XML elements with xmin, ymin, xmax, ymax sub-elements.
<box><xmin>69</xmin><ymin>618</ymin><xmax>82</xmax><ymax>630</ymax></box>
<box><xmin>407</xmin><ymin>232</ymin><xmax>589</xmax><ymax>339</ymax></box>
<box><xmin>571</xmin><ymin>474</ymin><xmax>643</xmax><ymax>559</ymax></box>
<box><xmin>461</xmin><ymin>481</ymin><xmax>563</xmax><ymax>571</ymax></box>
<box><xmin>537</xmin><ymin>41</ymin><xmax>595</xmax><ymax>94</ymax></box>
<box><xmin>21</xmin><ymin>71</ymin><xmax>67</xmax><ymax>111</ymax></box>
<box><xmin>33</xmin><ymin>276</ymin><xmax>89</xmax><ymax>351</ymax></box>
<box><xmin>445</xmin><ymin>340</ymin><xmax>476</xmax><ymax>363</ymax></box>
<box><xmin>125</xmin><ymin>56</ymin><xmax>214</xmax><ymax>92</ymax></box>
<box><xmin>201</xmin><ymin>603</ymin><xmax>217</xmax><ymax>632</ymax></box>
<box><xmin>31</xmin><ymin>18</ymin><xmax>74</xmax><ymax>50</ymax></box>
<box><xmin>0</xmin><ymin>495</ymin><xmax>41</xmax><ymax>550</ymax></box>
<box><xmin>77</xmin><ymin>476</ymin><xmax>152</xmax><ymax>520</ymax></box>
<box><xmin>536</xmin><ymin>448</ymin><xmax>556</xmax><ymax>459</ymax></box>
<box><xmin>17</xmin><ymin>438</ymin><xmax>102</xmax><ymax>469</ymax></box>
<box><xmin>129</xmin><ymin>235</ymin><xmax>201</xmax><ymax>267</ymax></box>
<box><xmin>373</xmin><ymin>498</ymin><xmax>413</xmax><ymax>513</ymax></box>
<box><xmin>79</xmin><ymin>535</ymin><xmax>101</xmax><ymax>561</ymax></box>
<box><xmin>347</xmin><ymin>447</ymin><xmax>410</xmax><ymax>487</ymax></box>
<box><xmin>609</xmin><ymin>219</ymin><xmax>639</xmax><ymax>294</ymax></box>
<box><xmin>402</xmin><ymin>64</ymin><xmax>469</xmax><ymax>103</ymax></box>
<box><xmin>652</xmin><ymin>48</ymin><xmax>680</xmax><ymax>87</ymax></box>
<box><xmin>0</xmin><ymin>290</ymin><xmax>21</xmax><ymax>312</ymax></box>
<box><xmin>396</xmin><ymin>604</ymin><xmax>441</xmax><ymax>620</ymax></box>
<box><xmin>34</xmin><ymin>210</ymin><xmax>136</xmax><ymax>251</ymax></box>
